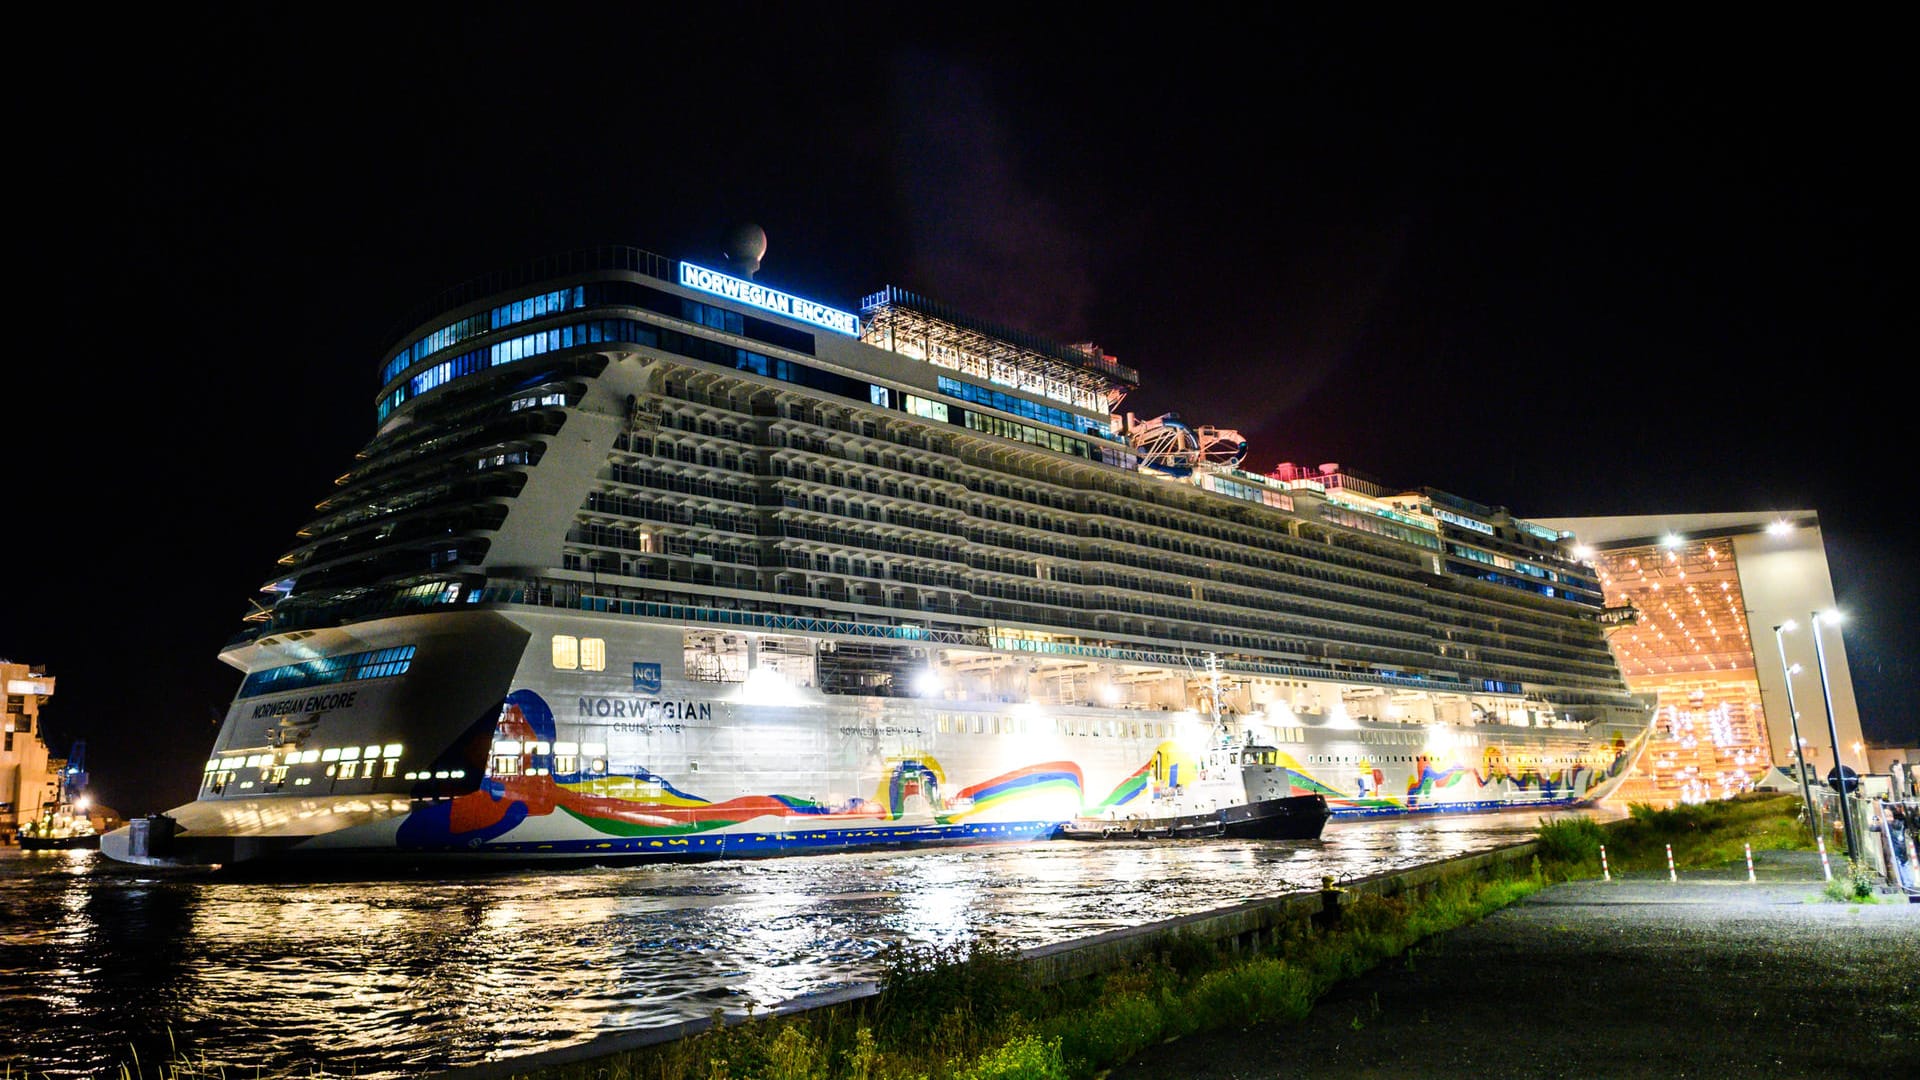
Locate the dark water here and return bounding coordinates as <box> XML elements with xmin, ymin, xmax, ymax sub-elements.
<box><xmin>0</xmin><ymin>810</ymin><xmax>1596</xmax><ymax>1078</ymax></box>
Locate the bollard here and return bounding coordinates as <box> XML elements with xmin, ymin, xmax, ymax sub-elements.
<box><xmin>1745</xmin><ymin>842</ymin><xmax>1756</xmax><ymax>882</ymax></box>
<box><xmin>1666</xmin><ymin>842</ymin><xmax>1677</xmax><ymax>882</ymax></box>
<box><xmin>1817</xmin><ymin>836</ymin><xmax>1832</xmax><ymax>882</ymax></box>
<box><xmin>1599</xmin><ymin>844</ymin><xmax>1611</xmax><ymax>882</ymax></box>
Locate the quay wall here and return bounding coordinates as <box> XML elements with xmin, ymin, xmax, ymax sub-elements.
<box><xmin>441</xmin><ymin>840</ymin><xmax>1541</xmax><ymax>1080</ymax></box>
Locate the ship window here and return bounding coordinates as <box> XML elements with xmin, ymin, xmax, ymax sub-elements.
<box><xmin>492</xmin><ymin>754</ymin><xmax>521</xmax><ymax>776</ymax></box>
<box><xmin>383</xmin><ymin>744</ymin><xmax>403</xmax><ymax>758</ymax></box>
<box><xmin>554</xmin><ymin>755</ymin><xmax>578</xmax><ymax>774</ymax></box>
<box><xmin>581</xmin><ymin>638</ymin><xmax>607</xmax><ymax>671</ymax></box>
<box><xmin>341</xmin><ymin>746</ymin><xmax>361</xmax><ymax>761</ymax></box>
<box><xmin>301</xmin><ymin>750</ymin><xmax>321</xmax><ymax>764</ymax></box>
<box><xmin>553</xmin><ymin>635</ymin><xmax>580</xmax><ymax>669</ymax></box>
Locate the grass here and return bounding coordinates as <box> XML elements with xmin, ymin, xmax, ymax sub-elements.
<box><xmin>1537</xmin><ymin>792</ymin><xmax>1812</xmax><ymax>881</ymax></box>
<box><xmin>4</xmin><ymin>1028</ymin><xmax>243</xmax><ymax>1080</ymax></box>
<box><xmin>1819</xmin><ymin>856</ymin><xmax>1881</xmax><ymax>903</ymax></box>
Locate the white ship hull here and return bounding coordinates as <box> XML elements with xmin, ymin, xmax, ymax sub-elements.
<box><xmin>104</xmin><ymin>609</ymin><xmax>1652</xmax><ymax>868</ymax></box>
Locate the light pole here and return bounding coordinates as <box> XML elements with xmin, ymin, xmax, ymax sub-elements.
<box><xmin>1810</xmin><ymin>610</ymin><xmax>1859</xmax><ymax>859</ymax></box>
<box><xmin>1771</xmin><ymin>622</ymin><xmax>1818</xmax><ymax>831</ymax></box>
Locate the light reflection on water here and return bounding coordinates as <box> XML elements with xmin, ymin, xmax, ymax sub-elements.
<box><xmin>0</xmin><ymin>809</ymin><xmax>1601</xmax><ymax>1078</ymax></box>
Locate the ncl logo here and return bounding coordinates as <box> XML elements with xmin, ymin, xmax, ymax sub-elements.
<box><xmin>632</xmin><ymin>662</ymin><xmax>662</xmax><ymax>694</ymax></box>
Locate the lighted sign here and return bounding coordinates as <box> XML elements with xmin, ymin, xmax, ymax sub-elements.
<box><xmin>678</xmin><ymin>263</ymin><xmax>860</xmax><ymax>337</ymax></box>
<box><xmin>1432</xmin><ymin>508</ymin><xmax>1495</xmax><ymax>535</ymax></box>
<box><xmin>6</xmin><ymin>678</ymin><xmax>53</xmax><ymax>695</ymax></box>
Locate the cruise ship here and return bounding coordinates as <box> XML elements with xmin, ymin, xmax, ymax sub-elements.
<box><xmin>104</xmin><ymin>232</ymin><xmax>1654</xmax><ymax>868</ymax></box>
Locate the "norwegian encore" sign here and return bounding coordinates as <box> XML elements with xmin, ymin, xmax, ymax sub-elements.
<box><xmin>679</xmin><ymin>262</ymin><xmax>860</xmax><ymax>336</ymax></box>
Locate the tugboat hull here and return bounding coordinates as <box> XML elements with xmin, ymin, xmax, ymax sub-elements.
<box><xmin>1055</xmin><ymin>793</ymin><xmax>1329</xmax><ymax>842</ymax></box>
<box><xmin>18</xmin><ymin>832</ymin><xmax>99</xmax><ymax>851</ymax></box>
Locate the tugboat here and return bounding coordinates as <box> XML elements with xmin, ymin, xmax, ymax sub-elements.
<box><xmin>19</xmin><ymin>740</ymin><xmax>98</xmax><ymax>851</ymax></box>
<box><xmin>1055</xmin><ymin>657</ymin><xmax>1330</xmax><ymax>842</ymax></box>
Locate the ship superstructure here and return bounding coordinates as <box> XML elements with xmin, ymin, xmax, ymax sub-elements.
<box><xmin>104</xmin><ymin>240</ymin><xmax>1652</xmax><ymax>867</ymax></box>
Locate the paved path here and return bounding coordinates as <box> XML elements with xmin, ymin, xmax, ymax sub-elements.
<box><xmin>1108</xmin><ymin>851</ymin><xmax>1919</xmax><ymax>1079</ymax></box>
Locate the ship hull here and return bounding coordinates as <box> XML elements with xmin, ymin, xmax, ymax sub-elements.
<box><xmin>101</xmin><ymin>609</ymin><xmax>1654</xmax><ymax>870</ymax></box>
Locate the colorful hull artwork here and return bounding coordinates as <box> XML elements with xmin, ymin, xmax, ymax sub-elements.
<box><xmin>382</xmin><ymin>690</ymin><xmax>1653</xmax><ymax>861</ymax></box>
<box><xmin>1279</xmin><ymin>725</ymin><xmax>1654</xmax><ymax>816</ymax></box>
<box><xmin>391</xmin><ymin>690</ymin><xmax>1074</xmax><ymax>859</ymax></box>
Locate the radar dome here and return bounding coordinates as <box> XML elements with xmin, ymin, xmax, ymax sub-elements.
<box><xmin>724</xmin><ymin>223</ymin><xmax>767</xmax><ymax>278</ymax></box>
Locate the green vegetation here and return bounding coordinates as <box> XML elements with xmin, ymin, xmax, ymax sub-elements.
<box><xmin>1538</xmin><ymin>792</ymin><xmax>1811</xmax><ymax>881</ymax></box>
<box><xmin>1820</xmin><ymin>857</ymin><xmax>1880</xmax><ymax>903</ymax></box>
<box><xmin>1</xmin><ymin>1029</ymin><xmax>234</xmax><ymax>1080</ymax></box>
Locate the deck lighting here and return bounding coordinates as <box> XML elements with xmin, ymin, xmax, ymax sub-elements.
<box><xmin>740</xmin><ymin>667</ymin><xmax>805</xmax><ymax>707</ymax></box>
<box><xmin>1767</xmin><ymin>520</ymin><xmax>1793</xmax><ymax>536</ymax></box>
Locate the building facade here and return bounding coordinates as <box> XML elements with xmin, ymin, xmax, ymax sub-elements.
<box><xmin>1</xmin><ymin>661</ymin><xmax>57</xmax><ymax>841</ymax></box>
<box><xmin>1535</xmin><ymin>512</ymin><xmax>1867</xmax><ymax>804</ymax></box>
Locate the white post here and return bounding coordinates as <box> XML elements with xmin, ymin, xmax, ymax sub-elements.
<box><xmin>1745</xmin><ymin>842</ymin><xmax>1756</xmax><ymax>882</ymax></box>
<box><xmin>1817</xmin><ymin>835</ymin><xmax>1833</xmax><ymax>882</ymax></box>
<box><xmin>1666</xmin><ymin>842</ymin><xmax>1677</xmax><ymax>882</ymax></box>
<box><xmin>1599</xmin><ymin>844</ymin><xmax>1611</xmax><ymax>882</ymax></box>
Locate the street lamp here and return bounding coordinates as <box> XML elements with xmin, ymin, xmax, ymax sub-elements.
<box><xmin>1770</xmin><ymin>621</ymin><xmax>1818</xmax><ymax>831</ymax></box>
<box><xmin>1810</xmin><ymin>610</ymin><xmax>1859</xmax><ymax>859</ymax></box>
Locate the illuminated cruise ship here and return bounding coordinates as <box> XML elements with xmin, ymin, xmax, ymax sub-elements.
<box><xmin>104</xmin><ymin>233</ymin><xmax>1653</xmax><ymax>867</ymax></box>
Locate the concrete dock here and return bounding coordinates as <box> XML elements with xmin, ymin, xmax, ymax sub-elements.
<box><xmin>1107</xmin><ymin>849</ymin><xmax>1918</xmax><ymax>1078</ymax></box>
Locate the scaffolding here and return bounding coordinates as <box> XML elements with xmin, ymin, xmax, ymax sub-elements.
<box><xmin>859</xmin><ymin>285</ymin><xmax>1137</xmax><ymax>413</ymax></box>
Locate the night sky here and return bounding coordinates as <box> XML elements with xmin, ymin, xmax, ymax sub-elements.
<box><xmin>10</xmin><ymin>9</ymin><xmax>1911</xmax><ymax>816</ymax></box>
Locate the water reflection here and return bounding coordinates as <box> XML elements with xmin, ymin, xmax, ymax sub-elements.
<box><xmin>0</xmin><ymin>809</ymin><xmax>1600</xmax><ymax>1078</ymax></box>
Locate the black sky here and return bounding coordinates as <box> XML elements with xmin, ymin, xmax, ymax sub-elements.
<box><xmin>9</xmin><ymin>9</ymin><xmax>1911</xmax><ymax>815</ymax></box>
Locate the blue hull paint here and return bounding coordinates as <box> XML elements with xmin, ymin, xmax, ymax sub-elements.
<box><xmin>1328</xmin><ymin>795</ymin><xmax>1585</xmax><ymax>818</ymax></box>
<box><xmin>442</xmin><ymin>819</ymin><xmax>1065</xmax><ymax>860</ymax></box>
